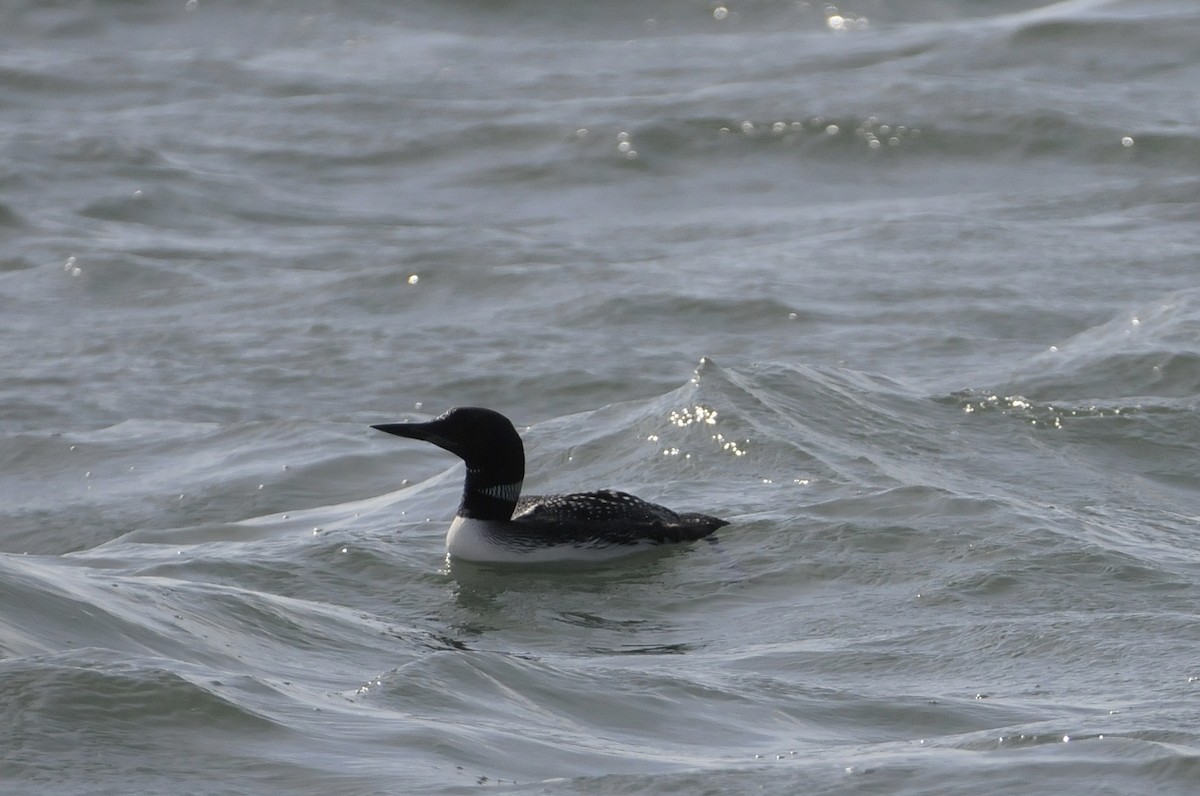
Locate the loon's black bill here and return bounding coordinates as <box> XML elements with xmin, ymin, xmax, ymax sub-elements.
<box><xmin>372</xmin><ymin>420</ymin><xmax>464</xmax><ymax>456</ymax></box>
<box><xmin>372</xmin><ymin>422</ymin><xmax>438</xmax><ymax>441</ymax></box>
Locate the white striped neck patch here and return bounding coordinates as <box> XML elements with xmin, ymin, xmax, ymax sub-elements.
<box><xmin>477</xmin><ymin>481</ymin><xmax>522</xmax><ymax>504</ymax></box>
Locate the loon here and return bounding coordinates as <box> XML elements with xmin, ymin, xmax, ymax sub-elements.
<box><xmin>372</xmin><ymin>406</ymin><xmax>727</xmax><ymax>563</ymax></box>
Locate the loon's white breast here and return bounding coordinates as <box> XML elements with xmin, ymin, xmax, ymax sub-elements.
<box><xmin>446</xmin><ymin>515</ymin><xmax>659</xmax><ymax>564</ymax></box>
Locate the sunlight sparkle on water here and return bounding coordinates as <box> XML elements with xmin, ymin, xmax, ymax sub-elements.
<box><xmin>657</xmin><ymin>405</ymin><xmax>748</xmax><ymax>457</ymax></box>
<box><xmin>825</xmin><ymin>5</ymin><xmax>868</xmax><ymax>31</ymax></box>
<box><xmin>670</xmin><ymin>405</ymin><xmax>718</xmax><ymax>427</ymax></box>
<box><xmin>616</xmin><ymin>131</ymin><xmax>638</xmax><ymax>160</ymax></box>
<box><xmin>719</xmin><ymin>115</ymin><xmax>916</xmax><ymax>153</ymax></box>
<box><xmin>713</xmin><ymin>432</ymin><xmax>746</xmax><ymax>457</ymax></box>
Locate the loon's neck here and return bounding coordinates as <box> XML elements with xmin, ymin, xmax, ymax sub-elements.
<box><xmin>459</xmin><ymin>467</ymin><xmax>522</xmax><ymax>521</ymax></box>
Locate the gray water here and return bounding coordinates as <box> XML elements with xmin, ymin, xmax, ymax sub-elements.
<box><xmin>3</xmin><ymin>1</ymin><xmax>1200</xmax><ymax>793</ymax></box>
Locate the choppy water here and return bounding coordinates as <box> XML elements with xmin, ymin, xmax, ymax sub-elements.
<box><xmin>3</xmin><ymin>1</ymin><xmax>1200</xmax><ymax>793</ymax></box>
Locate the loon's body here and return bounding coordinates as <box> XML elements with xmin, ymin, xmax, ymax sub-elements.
<box><xmin>372</xmin><ymin>407</ymin><xmax>727</xmax><ymax>563</ymax></box>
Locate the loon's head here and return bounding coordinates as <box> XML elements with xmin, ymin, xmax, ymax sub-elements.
<box><xmin>372</xmin><ymin>408</ymin><xmax>525</xmax><ymax>516</ymax></box>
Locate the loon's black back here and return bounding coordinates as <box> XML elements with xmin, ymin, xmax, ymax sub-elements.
<box><xmin>511</xmin><ymin>489</ymin><xmax>727</xmax><ymax>546</ymax></box>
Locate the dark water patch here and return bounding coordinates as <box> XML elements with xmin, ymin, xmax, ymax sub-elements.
<box><xmin>52</xmin><ymin>135</ymin><xmax>174</xmax><ymax>169</ymax></box>
<box><xmin>0</xmin><ymin>65</ymin><xmax>93</xmax><ymax>96</ymax></box>
<box><xmin>1004</xmin><ymin>14</ymin><xmax>1200</xmax><ymax>80</ymax></box>
<box><xmin>0</xmin><ymin>201</ymin><xmax>25</xmax><ymax>229</ymax></box>
<box><xmin>0</xmin><ymin>650</ymin><xmax>316</xmax><ymax>791</ymax></box>
<box><xmin>0</xmin><ymin>650</ymin><xmax>282</xmax><ymax>734</ymax></box>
